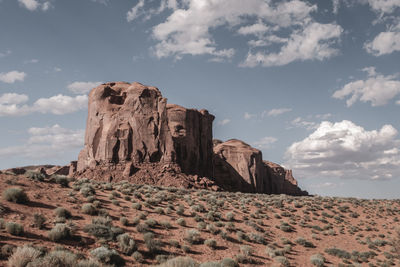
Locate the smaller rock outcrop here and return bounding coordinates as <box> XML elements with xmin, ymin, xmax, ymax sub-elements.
<box><xmin>213</xmin><ymin>139</ymin><xmax>307</xmax><ymax>195</ymax></box>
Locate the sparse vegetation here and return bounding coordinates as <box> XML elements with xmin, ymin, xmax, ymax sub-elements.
<box><xmin>0</xmin><ymin>173</ymin><xmax>399</xmax><ymax>266</ymax></box>
<box><xmin>2</xmin><ymin>187</ymin><xmax>29</xmax><ymax>203</ymax></box>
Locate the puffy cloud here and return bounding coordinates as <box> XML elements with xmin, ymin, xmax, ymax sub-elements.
<box><xmin>285</xmin><ymin>120</ymin><xmax>400</xmax><ymax>180</ymax></box>
<box><xmin>0</xmin><ymin>93</ymin><xmax>29</xmax><ymax>105</ymax></box>
<box><xmin>242</xmin><ymin>22</ymin><xmax>343</xmax><ymax>67</ymax></box>
<box><xmin>0</xmin><ymin>71</ymin><xmax>26</xmax><ymax>83</ymax></box>
<box><xmin>127</xmin><ymin>0</ymin><xmax>342</xmax><ymax>65</ymax></box>
<box><xmin>0</xmin><ymin>93</ymin><xmax>88</xmax><ymax>116</ymax></box>
<box><xmin>332</xmin><ymin>67</ymin><xmax>400</xmax><ymax>107</ymax></box>
<box><xmin>18</xmin><ymin>0</ymin><xmax>51</xmax><ymax>11</ymax></box>
<box><xmin>67</xmin><ymin>81</ymin><xmax>102</xmax><ymax>94</ymax></box>
<box><xmin>365</xmin><ymin>29</ymin><xmax>400</xmax><ymax>56</ymax></box>
<box><xmin>367</xmin><ymin>0</ymin><xmax>400</xmax><ymax>14</ymax></box>
<box><xmin>0</xmin><ymin>125</ymin><xmax>84</xmax><ymax>159</ymax></box>
<box><xmin>217</xmin><ymin>119</ymin><xmax>231</xmax><ymax>126</ymax></box>
<box><xmin>33</xmin><ymin>94</ymin><xmax>88</xmax><ymax>115</ymax></box>
<box><xmin>253</xmin><ymin>136</ymin><xmax>277</xmax><ymax>149</ymax></box>
<box><xmin>264</xmin><ymin>108</ymin><xmax>292</xmax><ymax>117</ymax></box>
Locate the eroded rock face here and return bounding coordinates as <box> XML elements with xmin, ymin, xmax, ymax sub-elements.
<box><xmin>75</xmin><ymin>82</ymin><xmax>215</xmax><ymax>188</ymax></box>
<box><xmin>167</xmin><ymin>104</ymin><xmax>214</xmax><ymax>177</ymax></box>
<box><xmin>77</xmin><ymin>82</ymin><xmax>175</xmax><ymax>173</ymax></box>
<box><xmin>213</xmin><ymin>139</ymin><xmax>307</xmax><ymax>195</ymax></box>
<box><xmin>74</xmin><ymin>81</ymin><xmax>306</xmax><ymax>195</ymax></box>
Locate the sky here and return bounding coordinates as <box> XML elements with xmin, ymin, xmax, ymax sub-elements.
<box><xmin>0</xmin><ymin>0</ymin><xmax>399</xmax><ymax>199</ymax></box>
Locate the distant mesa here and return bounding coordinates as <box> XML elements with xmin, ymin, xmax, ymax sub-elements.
<box><xmin>69</xmin><ymin>81</ymin><xmax>307</xmax><ymax>196</ymax></box>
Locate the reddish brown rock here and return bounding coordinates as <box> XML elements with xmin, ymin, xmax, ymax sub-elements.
<box><xmin>167</xmin><ymin>104</ymin><xmax>214</xmax><ymax>177</ymax></box>
<box><xmin>75</xmin><ymin>82</ymin><xmax>215</xmax><ymax>189</ymax></box>
<box><xmin>213</xmin><ymin>139</ymin><xmax>307</xmax><ymax>195</ymax></box>
<box><xmin>77</xmin><ymin>82</ymin><xmax>174</xmax><ymax>173</ymax></box>
<box><xmin>73</xmin><ymin>81</ymin><xmax>306</xmax><ymax>195</ymax></box>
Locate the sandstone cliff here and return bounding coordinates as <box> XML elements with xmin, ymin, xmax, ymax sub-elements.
<box><xmin>213</xmin><ymin>139</ymin><xmax>307</xmax><ymax>195</ymax></box>
<box><xmin>73</xmin><ymin>81</ymin><xmax>307</xmax><ymax>195</ymax></box>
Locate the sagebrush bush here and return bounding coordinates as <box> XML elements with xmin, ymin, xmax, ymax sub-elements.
<box><xmin>117</xmin><ymin>233</ymin><xmax>137</xmax><ymax>255</ymax></box>
<box><xmin>185</xmin><ymin>229</ymin><xmax>201</xmax><ymax>244</ymax></box>
<box><xmin>310</xmin><ymin>253</ymin><xmax>325</xmax><ymax>267</ymax></box>
<box><xmin>7</xmin><ymin>246</ymin><xmax>41</xmax><ymax>267</ymax></box>
<box><xmin>30</xmin><ymin>249</ymin><xmax>78</xmax><ymax>266</ymax></box>
<box><xmin>132</xmin><ymin>251</ymin><xmax>144</xmax><ymax>263</ymax></box>
<box><xmin>54</xmin><ymin>207</ymin><xmax>72</xmax><ymax>219</ymax></box>
<box><xmin>221</xmin><ymin>258</ymin><xmax>239</xmax><ymax>267</ymax></box>
<box><xmin>157</xmin><ymin>256</ymin><xmax>198</xmax><ymax>267</ymax></box>
<box><xmin>2</xmin><ymin>187</ymin><xmax>29</xmax><ymax>203</ymax></box>
<box><xmin>48</xmin><ymin>224</ymin><xmax>71</xmax><ymax>242</ymax></box>
<box><xmin>33</xmin><ymin>213</ymin><xmax>46</xmax><ymax>229</ymax></box>
<box><xmin>53</xmin><ymin>175</ymin><xmax>70</xmax><ymax>187</ymax></box>
<box><xmin>25</xmin><ymin>170</ymin><xmax>45</xmax><ymax>182</ymax></box>
<box><xmin>90</xmin><ymin>247</ymin><xmax>125</xmax><ymax>266</ymax></box>
<box><xmin>82</xmin><ymin>203</ymin><xmax>97</xmax><ymax>215</ymax></box>
<box><xmin>204</xmin><ymin>239</ymin><xmax>217</xmax><ymax>249</ymax></box>
<box><xmin>6</xmin><ymin>222</ymin><xmax>24</xmax><ymax>236</ymax></box>
<box><xmin>176</xmin><ymin>218</ymin><xmax>186</xmax><ymax>227</ymax></box>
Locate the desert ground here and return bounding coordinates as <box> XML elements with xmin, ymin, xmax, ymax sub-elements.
<box><xmin>0</xmin><ymin>170</ymin><xmax>399</xmax><ymax>267</ymax></box>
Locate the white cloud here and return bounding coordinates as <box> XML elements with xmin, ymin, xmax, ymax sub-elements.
<box><xmin>0</xmin><ymin>93</ymin><xmax>29</xmax><ymax>105</ymax></box>
<box><xmin>18</xmin><ymin>0</ymin><xmax>51</xmax><ymax>11</ymax></box>
<box><xmin>0</xmin><ymin>93</ymin><xmax>88</xmax><ymax>116</ymax></box>
<box><xmin>332</xmin><ymin>0</ymin><xmax>340</xmax><ymax>14</ymax></box>
<box><xmin>33</xmin><ymin>94</ymin><xmax>88</xmax><ymax>115</ymax></box>
<box><xmin>367</xmin><ymin>0</ymin><xmax>400</xmax><ymax>14</ymax></box>
<box><xmin>67</xmin><ymin>81</ymin><xmax>102</xmax><ymax>94</ymax></box>
<box><xmin>285</xmin><ymin>120</ymin><xmax>400</xmax><ymax>180</ymax></box>
<box><xmin>217</xmin><ymin>119</ymin><xmax>231</xmax><ymax>126</ymax></box>
<box><xmin>127</xmin><ymin>0</ymin><xmax>145</xmax><ymax>22</ymax></box>
<box><xmin>127</xmin><ymin>0</ymin><xmax>341</xmax><ymax>65</ymax></box>
<box><xmin>332</xmin><ymin>67</ymin><xmax>400</xmax><ymax>107</ymax></box>
<box><xmin>244</xmin><ymin>112</ymin><xmax>256</xmax><ymax>120</ymax></box>
<box><xmin>365</xmin><ymin>29</ymin><xmax>400</xmax><ymax>56</ymax></box>
<box><xmin>242</xmin><ymin>22</ymin><xmax>343</xmax><ymax>67</ymax></box>
<box><xmin>309</xmin><ymin>182</ymin><xmax>337</xmax><ymax>189</ymax></box>
<box><xmin>0</xmin><ymin>125</ymin><xmax>84</xmax><ymax>159</ymax></box>
<box><xmin>0</xmin><ymin>71</ymin><xmax>26</xmax><ymax>83</ymax></box>
<box><xmin>253</xmin><ymin>136</ymin><xmax>277</xmax><ymax>149</ymax></box>
<box><xmin>290</xmin><ymin>117</ymin><xmax>318</xmax><ymax>130</ymax></box>
<box><xmin>264</xmin><ymin>108</ymin><xmax>292</xmax><ymax>117</ymax></box>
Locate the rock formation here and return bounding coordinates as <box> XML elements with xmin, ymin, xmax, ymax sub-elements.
<box><xmin>75</xmin><ymin>82</ymin><xmax>216</xmax><ymax>189</ymax></box>
<box><xmin>167</xmin><ymin>104</ymin><xmax>214</xmax><ymax>177</ymax></box>
<box><xmin>73</xmin><ymin>81</ymin><xmax>307</xmax><ymax>195</ymax></box>
<box><xmin>213</xmin><ymin>139</ymin><xmax>307</xmax><ymax>196</ymax></box>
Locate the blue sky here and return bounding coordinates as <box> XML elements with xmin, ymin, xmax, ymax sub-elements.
<box><xmin>0</xmin><ymin>0</ymin><xmax>399</xmax><ymax>198</ymax></box>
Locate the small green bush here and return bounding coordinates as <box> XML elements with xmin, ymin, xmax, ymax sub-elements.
<box><xmin>7</xmin><ymin>246</ymin><xmax>41</xmax><ymax>267</ymax></box>
<box><xmin>54</xmin><ymin>207</ymin><xmax>72</xmax><ymax>219</ymax></box>
<box><xmin>117</xmin><ymin>233</ymin><xmax>137</xmax><ymax>255</ymax></box>
<box><xmin>221</xmin><ymin>258</ymin><xmax>239</xmax><ymax>267</ymax></box>
<box><xmin>310</xmin><ymin>253</ymin><xmax>325</xmax><ymax>267</ymax></box>
<box><xmin>33</xmin><ymin>213</ymin><xmax>46</xmax><ymax>229</ymax></box>
<box><xmin>204</xmin><ymin>239</ymin><xmax>217</xmax><ymax>249</ymax></box>
<box><xmin>157</xmin><ymin>256</ymin><xmax>198</xmax><ymax>267</ymax></box>
<box><xmin>82</xmin><ymin>203</ymin><xmax>97</xmax><ymax>215</ymax></box>
<box><xmin>132</xmin><ymin>251</ymin><xmax>144</xmax><ymax>263</ymax></box>
<box><xmin>6</xmin><ymin>222</ymin><xmax>24</xmax><ymax>236</ymax></box>
<box><xmin>176</xmin><ymin>218</ymin><xmax>186</xmax><ymax>226</ymax></box>
<box><xmin>48</xmin><ymin>224</ymin><xmax>71</xmax><ymax>242</ymax></box>
<box><xmin>185</xmin><ymin>229</ymin><xmax>201</xmax><ymax>244</ymax></box>
<box><xmin>54</xmin><ymin>175</ymin><xmax>70</xmax><ymax>187</ymax></box>
<box><xmin>2</xmin><ymin>187</ymin><xmax>29</xmax><ymax>203</ymax></box>
<box><xmin>90</xmin><ymin>247</ymin><xmax>125</xmax><ymax>266</ymax></box>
